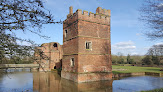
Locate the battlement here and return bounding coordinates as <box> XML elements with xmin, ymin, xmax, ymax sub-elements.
<box><xmin>63</xmin><ymin>6</ymin><xmax>111</xmax><ymax>28</ymax></box>
<box><xmin>96</xmin><ymin>7</ymin><xmax>111</xmax><ymax>16</ymax></box>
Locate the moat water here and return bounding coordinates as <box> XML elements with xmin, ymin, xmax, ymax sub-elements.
<box><xmin>0</xmin><ymin>69</ymin><xmax>163</xmax><ymax>92</ymax></box>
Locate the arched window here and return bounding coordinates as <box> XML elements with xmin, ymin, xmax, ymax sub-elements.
<box><xmin>53</xmin><ymin>43</ymin><xmax>57</xmax><ymax>47</ymax></box>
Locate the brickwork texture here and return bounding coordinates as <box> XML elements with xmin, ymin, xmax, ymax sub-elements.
<box><xmin>61</xmin><ymin>6</ymin><xmax>112</xmax><ymax>83</ymax></box>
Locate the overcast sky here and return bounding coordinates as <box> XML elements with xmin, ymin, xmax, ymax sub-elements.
<box><xmin>15</xmin><ymin>0</ymin><xmax>163</xmax><ymax>56</ymax></box>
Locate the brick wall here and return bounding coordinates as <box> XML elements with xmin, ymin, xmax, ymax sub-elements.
<box><xmin>61</xmin><ymin>6</ymin><xmax>112</xmax><ymax>82</ymax></box>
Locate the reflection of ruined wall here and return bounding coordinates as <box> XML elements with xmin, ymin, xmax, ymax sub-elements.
<box><xmin>33</xmin><ymin>72</ymin><xmax>62</xmax><ymax>92</ymax></box>
<box><xmin>33</xmin><ymin>72</ymin><xmax>113</xmax><ymax>92</ymax></box>
<box><xmin>34</xmin><ymin>42</ymin><xmax>63</xmax><ymax>71</ymax></box>
<box><xmin>61</xmin><ymin>6</ymin><xmax>112</xmax><ymax>82</ymax></box>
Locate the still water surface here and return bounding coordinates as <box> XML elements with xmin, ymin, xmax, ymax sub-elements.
<box><xmin>0</xmin><ymin>70</ymin><xmax>163</xmax><ymax>92</ymax></box>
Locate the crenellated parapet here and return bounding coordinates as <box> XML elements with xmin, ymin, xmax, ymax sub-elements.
<box><xmin>96</xmin><ymin>7</ymin><xmax>111</xmax><ymax>16</ymax></box>
<box><xmin>63</xmin><ymin>6</ymin><xmax>111</xmax><ymax>28</ymax></box>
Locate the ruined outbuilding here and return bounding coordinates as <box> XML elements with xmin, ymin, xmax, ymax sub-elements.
<box><xmin>34</xmin><ymin>42</ymin><xmax>63</xmax><ymax>71</ymax></box>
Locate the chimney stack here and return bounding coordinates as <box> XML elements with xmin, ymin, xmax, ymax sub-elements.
<box><xmin>69</xmin><ymin>6</ymin><xmax>73</xmax><ymax>15</ymax></box>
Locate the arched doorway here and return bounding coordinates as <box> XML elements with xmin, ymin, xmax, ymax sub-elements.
<box><xmin>54</xmin><ymin>66</ymin><xmax>56</xmax><ymax>69</ymax></box>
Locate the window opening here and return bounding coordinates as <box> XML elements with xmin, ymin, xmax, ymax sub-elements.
<box><xmin>46</xmin><ymin>60</ymin><xmax>49</xmax><ymax>64</ymax></box>
<box><xmin>86</xmin><ymin>42</ymin><xmax>92</xmax><ymax>50</ymax></box>
<box><xmin>70</xmin><ymin>58</ymin><xmax>75</xmax><ymax>67</ymax></box>
<box><xmin>53</xmin><ymin>43</ymin><xmax>57</xmax><ymax>47</ymax></box>
<box><xmin>65</xmin><ymin>30</ymin><xmax>68</xmax><ymax>37</ymax></box>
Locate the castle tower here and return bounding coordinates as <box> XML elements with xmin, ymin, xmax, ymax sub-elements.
<box><xmin>61</xmin><ymin>7</ymin><xmax>112</xmax><ymax>82</ymax></box>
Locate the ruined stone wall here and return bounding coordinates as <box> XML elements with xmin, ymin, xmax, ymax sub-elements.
<box><xmin>34</xmin><ymin>42</ymin><xmax>63</xmax><ymax>71</ymax></box>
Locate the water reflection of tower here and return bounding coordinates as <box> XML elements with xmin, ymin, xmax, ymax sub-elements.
<box><xmin>33</xmin><ymin>72</ymin><xmax>113</xmax><ymax>92</ymax></box>
<box><xmin>61</xmin><ymin>79</ymin><xmax>113</xmax><ymax>92</ymax></box>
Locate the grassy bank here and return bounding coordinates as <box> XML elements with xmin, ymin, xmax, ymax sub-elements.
<box><xmin>112</xmin><ymin>65</ymin><xmax>163</xmax><ymax>74</ymax></box>
<box><xmin>141</xmin><ymin>88</ymin><xmax>163</xmax><ymax>92</ymax></box>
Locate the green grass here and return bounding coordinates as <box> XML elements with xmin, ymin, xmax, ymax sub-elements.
<box><xmin>141</xmin><ymin>88</ymin><xmax>163</xmax><ymax>92</ymax></box>
<box><xmin>112</xmin><ymin>65</ymin><xmax>163</xmax><ymax>74</ymax></box>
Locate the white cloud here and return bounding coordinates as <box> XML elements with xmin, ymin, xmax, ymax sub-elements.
<box><xmin>158</xmin><ymin>3</ymin><xmax>163</xmax><ymax>7</ymax></box>
<box><xmin>111</xmin><ymin>41</ymin><xmax>153</xmax><ymax>56</ymax></box>
<box><xmin>17</xmin><ymin>41</ymin><xmax>32</xmax><ymax>46</ymax></box>
<box><xmin>112</xmin><ymin>41</ymin><xmax>136</xmax><ymax>49</ymax></box>
<box><xmin>155</xmin><ymin>42</ymin><xmax>163</xmax><ymax>45</ymax></box>
<box><xmin>112</xmin><ymin>41</ymin><xmax>137</xmax><ymax>55</ymax></box>
<box><xmin>135</xmin><ymin>33</ymin><xmax>145</xmax><ymax>40</ymax></box>
<box><xmin>130</xmin><ymin>52</ymin><xmax>138</xmax><ymax>55</ymax></box>
<box><xmin>136</xmin><ymin>33</ymin><xmax>141</xmax><ymax>36</ymax></box>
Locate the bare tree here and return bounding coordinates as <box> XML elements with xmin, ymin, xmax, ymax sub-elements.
<box><xmin>139</xmin><ymin>0</ymin><xmax>163</xmax><ymax>40</ymax></box>
<box><xmin>0</xmin><ymin>0</ymin><xmax>62</xmax><ymax>63</ymax></box>
<box><xmin>0</xmin><ymin>0</ymin><xmax>61</xmax><ymax>32</ymax></box>
<box><xmin>147</xmin><ymin>44</ymin><xmax>163</xmax><ymax>56</ymax></box>
<box><xmin>145</xmin><ymin>44</ymin><xmax>163</xmax><ymax>65</ymax></box>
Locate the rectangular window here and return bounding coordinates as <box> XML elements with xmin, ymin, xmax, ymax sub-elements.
<box><xmin>65</xmin><ymin>30</ymin><xmax>67</xmax><ymax>37</ymax></box>
<box><xmin>70</xmin><ymin>58</ymin><xmax>75</xmax><ymax>67</ymax></box>
<box><xmin>85</xmin><ymin>42</ymin><xmax>92</xmax><ymax>50</ymax></box>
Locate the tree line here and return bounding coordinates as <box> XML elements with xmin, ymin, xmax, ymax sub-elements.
<box><xmin>112</xmin><ymin>44</ymin><xmax>163</xmax><ymax>66</ymax></box>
